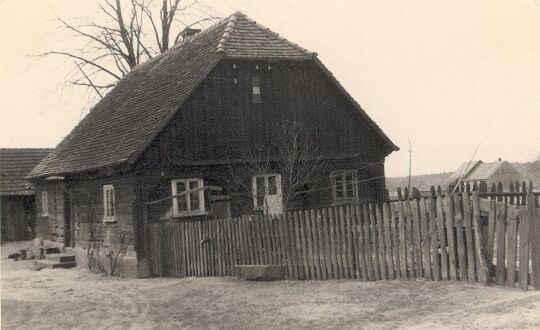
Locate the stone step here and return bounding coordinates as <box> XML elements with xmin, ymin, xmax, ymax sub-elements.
<box><xmin>34</xmin><ymin>259</ymin><xmax>77</xmax><ymax>270</ymax></box>
<box><xmin>45</xmin><ymin>253</ymin><xmax>76</xmax><ymax>263</ymax></box>
<box><xmin>235</xmin><ymin>265</ymin><xmax>287</xmax><ymax>281</ymax></box>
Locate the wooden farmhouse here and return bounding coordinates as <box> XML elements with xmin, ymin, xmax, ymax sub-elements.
<box><xmin>1</xmin><ymin>148</ymin><xmax>53</xmax><ymax>241</ymax></box>
<box><xmin>28</xmin><ymin>12</ymin><xmax>397</xmax><ymax>276</ymax></box>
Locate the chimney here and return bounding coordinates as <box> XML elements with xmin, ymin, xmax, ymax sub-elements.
<box><xmin>498</xmin><ymin>158</ymin><xmax>502</xmax><ymax>162</ymax></box>
<box><xmin>181</xmin><ymin>28</ymin><xmax>201</xmax><ymax>39</ymax></box>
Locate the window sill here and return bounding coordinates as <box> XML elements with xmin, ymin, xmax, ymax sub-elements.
<box><xmin>103</xmin><ymin>218</ymin><xmax>117</xmax><ymax>223</ymax></box>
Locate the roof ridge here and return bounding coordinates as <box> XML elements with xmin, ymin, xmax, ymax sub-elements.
<box><xmin>233</xmin><ymin>12</ymin><xmax>315</xmax><ymax>57</ymax></box>
<box><xmin>126</xmin><ymin>15</ymin><xmax>231</xmax><ymax>74</ymax></box>
<box><xmin>170</xmin><ymin>15</ymin><xmax>231</xmax><ymax>52</ymax></box>
<box><xmin>216</xmin><ymin>13</ymin><xmax>238</xmax><ymax>53</ymax></box>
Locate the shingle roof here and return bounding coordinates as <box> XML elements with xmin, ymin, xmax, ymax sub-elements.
<box><xmin>29</xmin><ymin>12</ymin><xmax>397</xmax><ymax>179</ymax></box>
<box><xmin>0</xmin><ymin>149</ymin><xmax>53</xmax><ymax>195</ymax></box>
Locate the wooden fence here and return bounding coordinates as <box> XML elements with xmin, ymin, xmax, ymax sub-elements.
<box><xmin>147</xmin><ymin>187</ymin><xmax>540</xmax><ymax>290</ymax></box>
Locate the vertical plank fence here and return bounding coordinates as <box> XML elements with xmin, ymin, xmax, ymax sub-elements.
<box><xmin>146</xmin><ymin>183</ymin><xmax>540</xmax><ymax>290</ymax></box>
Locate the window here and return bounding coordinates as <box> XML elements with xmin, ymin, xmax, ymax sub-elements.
<box><xmin>171</xmin><ymin>178</ymin><xmax>205</xmax><ymax>216</ymax></box>
<box><xmin>103</xmin><ymin>185</ymin><xmax>116</xmax><ymax>222</ymax></box>
<box><xmin>332</xmin><ymin>170</ymin><xmax>358</xmax><ymax>201</ymax></box>
<box><xmin>41</xmin><ymin>191</ymin><xmax>49</xmax><ymax>216</ymax></box>
<box><xmin>251</xmin><ymin>75</ymin><xmax>261</xmax><ymax>104</ymax></box>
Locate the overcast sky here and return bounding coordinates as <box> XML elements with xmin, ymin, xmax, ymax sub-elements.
<box><xmin>1</xmin><ymin>0</ymin><xmax>539</xmax><ymax>177</ymax></box>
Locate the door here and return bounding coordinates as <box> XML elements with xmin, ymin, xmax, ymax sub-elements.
<box><xmin>64</xmin><ymin>191</ymin><xmax>74</xmax><ymax>247</ymax></box>
<box><xmin>252</xmin><ymin>174</ymin><xmax>283</xmax><ymax>215</ymax></box>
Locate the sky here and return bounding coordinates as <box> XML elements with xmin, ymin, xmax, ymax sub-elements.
<box><xmin>0</xmin><ymin>0</ymin><xmax>539</xmax><ymax>177</ymax></box>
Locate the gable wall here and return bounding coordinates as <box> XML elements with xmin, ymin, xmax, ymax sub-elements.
<box><xmin>139</xmin><ymin>59</ymin><xmax>390</xmax><ymax>167</ymax></box>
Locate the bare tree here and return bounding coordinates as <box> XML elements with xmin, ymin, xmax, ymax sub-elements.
<box><xmin>226</xmin><ymin>120</ymin><xmax>327</xmax><ymax>214</ymax></box>
<box><xmin>105</xmin><ymin>229</ymin><xmax>132</xmax><ymax>276</ymax></box>
<box><xmin>72</xmin><ymin>190</ymin><xmax>132</xmax><ymax>276</ymax></box>
<box><xmin>43</xmin><ymin>0</ymin><xmax>219</xmax><ymax>97</ymax></box>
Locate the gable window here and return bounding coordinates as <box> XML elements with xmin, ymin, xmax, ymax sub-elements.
<box><xmin>332</xmin><ymin>170</ymin><xmax>358</xmax><ymax>201</ymax></box>
<box><xmin>103</xmin><ymin>185</ymin><xmax>116</xmax><ymax>222</ymax></box>
<box><xmin>171</xmin><ymin>178</ymin><xmax>205</xmax><ymax>216</ymax></box>
<box><xmin>251</xmin><ymin>75</ymin><xmax>261</xmax><ymax>104</ymax></box>
<box><xmin>41</xmin><ymin>191</ymin><xmax>49</xmax><ymax>216</ymax></box>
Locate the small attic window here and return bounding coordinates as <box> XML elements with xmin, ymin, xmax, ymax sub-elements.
<box><xmin>252</xmin><ymin>75</ymin><xmax>261</xmax><ymax>104</ymax></box>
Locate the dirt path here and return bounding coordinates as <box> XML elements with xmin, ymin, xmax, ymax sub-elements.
<box><xmin>2</xmin><ymin>242</ymin><xmax>540</xmax><ymax>329</ymax></box>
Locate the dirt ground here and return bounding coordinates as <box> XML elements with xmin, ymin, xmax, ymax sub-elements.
<box><xmin>2</xmin><ymin>241</ymin><xmax>540</xmax><ymax>330</ymax></box>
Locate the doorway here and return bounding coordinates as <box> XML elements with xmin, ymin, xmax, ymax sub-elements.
<box><xmin>252</xmin><ymin>174</ymin><xmax>283</xmax><ymax>215</ymax></box>
<box><xmin>64</xmin><ymin>191</ymin><xmax>74</xmax><ymax>247</ymax></box>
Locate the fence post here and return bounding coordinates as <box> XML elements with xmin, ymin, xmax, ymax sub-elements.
<box><xmin>436</xmin><ymin>186</ymin><xmax>449</xmax><ymax>280</ymax></box>
<box><xmin>529</xmin><ymin>182</ymin><xmax>540</xmax><ymax>290</ymax></box>
<box><xmin>509</xmin><ymin>183</ymin><xmax>515</xmax><ymax>205</ymax></box>
<box><xmin>472</xmin><ymin>191</ymin><xmax>490</xmax><ymax>285</ymax></box>
<box><xmin>522</xmin><ymin>181</ymin><xmax>527</xmax><ymax>206</ymax></box>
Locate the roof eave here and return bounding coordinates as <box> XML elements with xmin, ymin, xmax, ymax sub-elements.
<box><xmin>26</xmin><ymin>158</ymin><xmax>130</xmax><ymax>181</ymax></box>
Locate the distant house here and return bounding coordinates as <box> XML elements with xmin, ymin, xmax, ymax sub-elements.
<box><xmin>0</xmin><ymin>148</ymin><xmax>53</xmax><ymax>241</ymax></box>
<box><xmin>446</xmin><ymin>160</ymin><xmax>524</xmax><ymax>191</ymax></box>
<box><xmin>27</xmin><ymin>12</ymin><xmax>397</xmax><ymax>276</ymax></box>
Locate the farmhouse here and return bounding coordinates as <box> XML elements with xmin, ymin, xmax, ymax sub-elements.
<box><xmin>28</xmin><ymin>12</ymin><xmax>397</xmax><ymax>276</ymax></box>
<box><xmin>1</xmin><ymin>148</ymin><xmax>53</xmax><ymax>241</ymax></box>
<box><xmin>446</xmin><ymin>160</ymin><xmax>524</xmax><ymax>191</ymax></box>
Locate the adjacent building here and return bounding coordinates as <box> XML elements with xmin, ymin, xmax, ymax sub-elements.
<box><xmin>0</xmin><ymin>148</ymin><xmax>53</xmax><ymax>241</ymax></box>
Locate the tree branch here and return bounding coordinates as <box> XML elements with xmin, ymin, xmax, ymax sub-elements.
<box><xmin>42</xmin><ymin>51</ymin><xmax>122</xmax><ymax>80</ymax></box>
<box><xmin>74</xmin><ymin>61</ymin><xmax>104</xmax><ymax>98</ymax></box>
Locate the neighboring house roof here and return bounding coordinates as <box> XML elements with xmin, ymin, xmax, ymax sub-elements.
<box><xmin>446</xmin><ymin>160</ymin><xmax>483</xmax><ymax>184</ymax></box>
<box><xmin>0</xmin><ymin>148</ymin><xmax>53</xmax><ymax>195</ymax></box>
<box><xmin>29</xmin><ymin>12</ymin><xmax>398</xmax><ymax>179</ymax></box>
<box><xmin>464</xmin><ymin>162</ymin><xmax>505</xmax><ymax>181</ymax></box>
<box><xmin>447</xmin><ymin>160</ymin><xmax>522</xmax><ymax>185</ymax></box>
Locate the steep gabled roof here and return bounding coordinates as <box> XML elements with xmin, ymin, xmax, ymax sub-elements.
<box><xmin>29</xmin><ymin>12</ymin><xmax>396</xmax><ymax>179</ymax></box>
<box><xmin>0</xmin><ymin>148</ymin><xmax>53</xmax><ymax>195</ymax></box>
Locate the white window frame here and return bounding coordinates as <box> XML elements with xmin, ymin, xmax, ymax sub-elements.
<box><xmin>103</xmin><ymin>184</ymin><xmax>116</xmax><ymax>222</ymax></box>
<box><xmin>171</xmin><ymin>178</ymin><xmax>206</xmax><ymax>217</ymax></box>
<box><xmin>331</xmin><ymin>170</ymin><xmax>358</xmax><ymax>201</ymax></box>
<box><xmin>41</xmin><ymin>190</ymin><xmax>49</xmax><ymax>216</ymax></box>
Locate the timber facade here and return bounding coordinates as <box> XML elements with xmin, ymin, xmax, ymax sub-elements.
<box><xmin>28</xmin><ymin>12</ymin><xmax>398</xmax><ymax>277</ymax></box>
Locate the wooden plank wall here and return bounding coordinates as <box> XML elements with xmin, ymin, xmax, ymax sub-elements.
<box><xmin>146</xmin><ymin>184</ymin><xmax>540</xmax><ymax>290</ymax></box>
